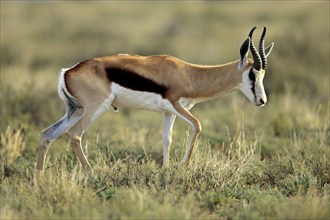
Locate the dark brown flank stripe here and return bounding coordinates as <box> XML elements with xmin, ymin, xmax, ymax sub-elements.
<box><xmin>105</xmin><ymin>67</ymin><xmax>168</xmax><ymax>97</ymax></box>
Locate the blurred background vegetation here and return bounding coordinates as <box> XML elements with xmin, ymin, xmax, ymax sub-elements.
<box><xmin>0</xmin><ymin>1</ymin><xmax>329</xmax><ymax>219</ymax></box>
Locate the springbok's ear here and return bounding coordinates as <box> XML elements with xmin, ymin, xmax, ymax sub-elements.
<box><xmin>265</xmin><ymin>42</ymin><xmax>274</xmax><ymax>58</ymax></box>
<box><xmin>239</xmin><ymin>37</ymin><xmax>250</xmax><ymax>67</ymax></box>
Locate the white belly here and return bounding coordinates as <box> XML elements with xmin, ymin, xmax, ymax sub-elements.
<box><xmin>111</xmin><ymin>83</ymin><xmax>174</xmax><ymax>112</ymax></box>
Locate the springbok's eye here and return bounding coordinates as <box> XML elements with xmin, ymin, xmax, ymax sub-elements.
<box><xmin>248</xmin><ymin>69</ymin><xmax>256</xmax><ymax>82</ymax></box>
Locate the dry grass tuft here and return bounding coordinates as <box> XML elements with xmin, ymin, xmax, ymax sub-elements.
<box><xmin>0</xmin><ymin>125</ymin><xmax>26</xmax><ymax>166</ymax></box>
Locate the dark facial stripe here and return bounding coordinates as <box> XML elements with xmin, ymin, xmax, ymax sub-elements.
<box><xmin>251</xmin><ymin>83</ymin><xmax>256</xmax><ymax>99</ymax></box>
<box><xmin>249</xmin><ymin>69</ymin><xmax>257</xmax><ymax>99</ymax></box>
<box><xmin>105</xmin><ymin>67</ymin><xmax>168</xmax><ymax>97</ymax></box>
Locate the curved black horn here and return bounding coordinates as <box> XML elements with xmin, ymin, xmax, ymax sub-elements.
<box><xmin>248</xmin><ymin>26</ymin><xmax>262</xmax><ymax>70</ymax></box>
<box><xmin>259</xmin><ymin>26</ymin><xmax>267</xmax><ymax>69</ymax></box>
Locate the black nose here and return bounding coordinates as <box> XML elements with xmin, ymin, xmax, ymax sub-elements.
<box><xmin>259</xmin><ymin>99</ymin><xmax>265</xmax><ymax>105</ymax></box>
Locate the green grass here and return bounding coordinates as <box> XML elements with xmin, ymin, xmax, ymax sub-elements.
<box><xmin>1</xmin><ymin>1</ymin><xmax>329</xmax><ymax>219</ymax></box>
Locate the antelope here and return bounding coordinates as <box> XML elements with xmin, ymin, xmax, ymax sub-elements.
<box><xmin>36</xmin><ymin>26</ymin><xmax>274</xmax><ymax>173</ymax></box>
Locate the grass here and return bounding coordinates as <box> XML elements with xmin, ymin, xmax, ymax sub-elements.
<box><xmin>1</xmin><ymin>1</ymin><xmax>329</xmax><ymax>219</ymax></box>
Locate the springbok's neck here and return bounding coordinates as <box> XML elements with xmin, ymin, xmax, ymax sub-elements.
<box><xmin>188</xmin><ymin>60</ymin><xmax>242</xmax><ymax>99</ymax></box>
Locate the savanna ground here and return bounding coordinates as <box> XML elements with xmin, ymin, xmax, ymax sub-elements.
<box><xmin>0</xmin><ymin>1</ymin><xmax>329</xmax><ymax>219</ymax></box>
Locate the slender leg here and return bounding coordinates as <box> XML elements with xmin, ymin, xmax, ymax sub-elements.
<box><xmin>36</xmin><ymin>110</ymin><xmax>82</xmax><ymax>172</ymax></box>
<box><xmin>36</xmin><ymin>106</ymin><xmax>84</xmax><ymax>172</ymax></box>
<box><xmin>65</xmin><ymin>97</ymin><xmax>114</xmax><ymax>172</ymax></box>
<box><xmin>36</xmin><ymin>139</ymin><xmax>52</xmax><ymax>184</ymax></box>
<box><xmin>162</xmin><ymin>113</ymin><xmax>176</xmax><ymax>166</ymax></box>
<box><xmin>172</xmin><ymin>102</ymin><xmax>202</xmax><ymax>166</ymax></box>
<box><xmin>65</xmin><ymin>92</ymin><xmax>115</xmax><ymax>172</ymax></box>
<box><xmin>66</xmin><ymin>120</ymin><xmax>92</xmax><ymax>172</ymax></box>
<box><xmin>37</xmin><ymin>122</ymin><xmax>64</xmax><ymax>173</ymax></box>
<box><xmin>36</xmin><ymin>139</ymin><xmax>53</xmax><ymax>173</ymax></box>
<box><xmin>68</xmin><ymin>135</ymin><xmax>92</xmax><ymax>172</ymax></box>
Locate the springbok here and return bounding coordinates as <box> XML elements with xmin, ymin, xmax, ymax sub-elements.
<box><xmin>36</xmin><ymin>26</ymin><xmax>274</xmax><ymax>173</ymax></box>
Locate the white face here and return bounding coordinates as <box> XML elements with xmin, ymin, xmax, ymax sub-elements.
<box><xmin>239</xmin><ymin>68</ymin><xmax>267</xmax><ymax>106</ymax></box>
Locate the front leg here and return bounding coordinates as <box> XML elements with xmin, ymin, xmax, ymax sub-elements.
<box><xmin>172</xmin><ymin>101</ymin><xmax>202</xmax><ymax>166</ymax></box>
<box><xmin>162</xmin><ymin>113</ymin><xmax>176</xmax><ymax>166</ymax></box>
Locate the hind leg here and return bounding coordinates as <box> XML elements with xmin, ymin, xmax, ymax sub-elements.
<box><xmin>36</xmin><ymin>107</ymin><xmax>83</xmax><ymax>173</ymax></box>
<box><xmin>66</xmin><ymin>95</ymin><xmax>115</xmax><ymax>172</ymax></box>
<box><xmin>37</xmin><ymin>118</ymin><xmax>67</xmax><ymax>173</ymax></box>
<box><xmin>66</xmin><ymin>122</ymin><xmax>92</xmax><ymax>172</ymax></box>
<box><xmin>37</xmin><ymin>138</ymin><xmax>53</xmax><ymax>173</ymax></box>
